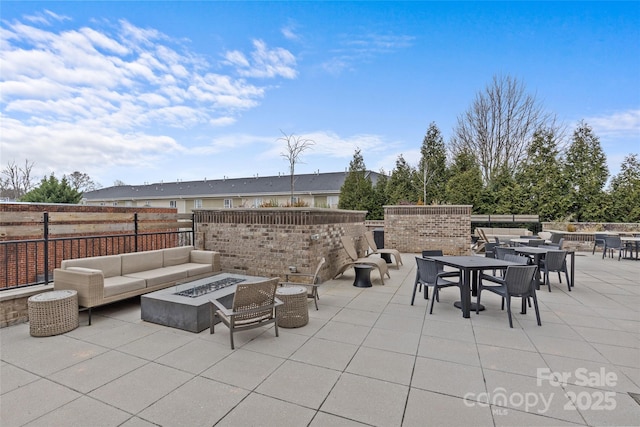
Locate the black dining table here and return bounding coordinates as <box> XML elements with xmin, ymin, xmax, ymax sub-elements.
<box><xmin>513</xmin><ymin>247</ymin><xmax>575</xmax><ymax>289</ymax></box>
<box><xmin>424</xmin><ymin>256</ymin><xmax>522</xmax><ymax>318</ymax></box>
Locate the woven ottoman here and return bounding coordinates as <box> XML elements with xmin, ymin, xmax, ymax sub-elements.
<box><xmin>28</xmin><ymin>290</ymin><xmax>79</xmax><ymax>337</ymax></box>
<box><xmin>276</xmin><ymin>286</ymin><xmax>309</xmax><ymax>328</ymax></box>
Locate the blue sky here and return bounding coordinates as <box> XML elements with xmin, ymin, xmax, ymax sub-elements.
<box><xmin>1</xmin><ymin>1</ymin><xmax>639</xmax><ymax>188</ymax></box>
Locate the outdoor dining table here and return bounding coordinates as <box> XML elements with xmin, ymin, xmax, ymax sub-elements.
<box><xmin>621</xmin><ymin>237</ymin><xmax>640</xmax><ymax>260</ymax></box>
<box><xmin>513</xmin><ymin>246</ymin><xmax>576</xmax><ymax>289</ymax></box>
<box><xmin>424</xmin><ymin>256</ymin><xmax>522</xmax><ymax>318</ymax></box>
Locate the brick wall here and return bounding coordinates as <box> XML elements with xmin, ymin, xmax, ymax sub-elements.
<box><xmin>194</xmin><ymin>208</ymin><xmax>367</xmax><ymax>281</ymax></box>
<box><xmin>384</xmin><ymin>205</ymin><xmax>472</xmax><ymax>255</ymax></box>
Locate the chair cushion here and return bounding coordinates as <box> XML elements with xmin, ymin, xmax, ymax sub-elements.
<box><xmin>103</xmin><ymin>276</ymin><xmax>146</xmax><ymax>298</ymax></box>
<box><xmin>163</xmin><ymin>246</ymin><xmax>194</xmax><ymax>267</ymax></box>
<box><xmin>62</xmin><ymin>255</ymin><xmax>122</xmax><ymax>278</ymax></box>
<box><xmin>121</xmin><ymin>250</ymin><xmax>163</xmax><ymax>275</ymax></box>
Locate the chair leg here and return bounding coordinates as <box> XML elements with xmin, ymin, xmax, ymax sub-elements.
<box><xmin>506</xmin><ymin>296</ymin><xmax>513</xmax><ymax>328</ymax></box>
<box><xmin>476</xmin><ymin>288</ymin><xmax>482</xmax><ymax>314</ymax></box>
<box><xmin>411</xmin><ymin>277</ymin><xmax>419</xmax><ymax>306</ymax></box>
<box><xmin>229</xmin><ymin>330</ymin><xmax>235</xmax><ymax>350</ymax></box>
<box><xmin>532</xmin><ymin>293</ymin><xmax>542</xmax><ymax>326</ymax></box>
<box><xmin>565</xmin><ymin>270</ymin><xmax>571</xmax><ymax>291</ymax></box>
<box><xmin>429</xmin><ymin>287</ymin><xmax>438</xmax><ymax>314</ymax></box>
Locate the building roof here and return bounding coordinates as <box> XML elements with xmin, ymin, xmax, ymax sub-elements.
<box><xmin>83</xmin><ymin>171</ymin><xmax>381</xmax><ymax>201</ymax></box>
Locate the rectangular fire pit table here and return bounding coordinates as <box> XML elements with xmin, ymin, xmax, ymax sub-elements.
<box><xmin>141</xmin><ymin>273</ymin><xmax>269</xmax><ymax>332</ymax></box>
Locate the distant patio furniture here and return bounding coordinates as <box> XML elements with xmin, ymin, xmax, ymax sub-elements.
<box><xmin>592</xmin><ymin>233</ymin><xmax>607</xmax><ymax>255</ymax></box>
<box><xmin>279</xmin><ymin>257</ymin><xmax>326</xmax><ymax>310</ymax></box>
<box><xmin>540</xmin><ymin>250</ymin><xmax>571</xmax><ymax>292</ymax></box>
<box><xmin>335</xmin><ymin>236</ymin><xmax>390</xmax><ymax>285</ymax></box>
<box><xmin>210</xmin><ymin>278</ymin><xmax>282</xmax><ymax>349</ymax></box>
<box><xmin>364</xmin><ymin>231</ymin><xmax>403</xmax><ymax>269</ymax></box>
<box><xmin>526</xmin><ymin>239</ymin><xmax>545</xmax><ymax>247</ymax></box>
<box><xmin>411</xmin><ymin>257</ymin><xmax>460</xmax><ymax>313</ymax></box>
<box><xmin>621</xmin><ymin>236</ymin><xmax>640</xmax><ymax>260</ymax></box>
<box><xmin>602</xmin><ymin>236</ymin><xmax>627</xmax><ymax>260</ymax></box>
<box><xmin>477</xmin><ymin>265</ymin><xmax>541</xmax><ymax>328</ymax></box>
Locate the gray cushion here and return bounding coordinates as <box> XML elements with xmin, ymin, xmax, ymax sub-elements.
<box><xmin>124</xmin><ymin>267</ymin><xmax>187</xmax><ymax>288</ymax></box>
<box><xmin>163</xmin><ymin>246</ymin><xmax>193</xmax><ymax>267</ymax></box>
<box><xmin>121</xmin><ymin>250</ymin><xmax>163</xmax><ymax>275</ymax></box>
<box><xmin>103</xmin><ymin>276</ymin><xmax>146</xmax><ymax>298</ymax></box>
<box><xmin>62</xmin><ymin>255</ymin><xmax>121</xmax><ymax>278</ymax></box>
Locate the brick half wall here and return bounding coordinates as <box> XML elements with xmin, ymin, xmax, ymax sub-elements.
<box><xmin>384</xmin><ymin>205</ymin><xmax>472</xmax><ymax>255</ymax></box>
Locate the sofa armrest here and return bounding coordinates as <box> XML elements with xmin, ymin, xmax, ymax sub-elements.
<box><xmin>190</xmin><ymin>250</ymin><xmax>221</xmax><ymax>271</ymax></box>
<box><xmin>53</xmin><ymin>267</ymin><xmax>105</xmax><ymax>308</ymax></box>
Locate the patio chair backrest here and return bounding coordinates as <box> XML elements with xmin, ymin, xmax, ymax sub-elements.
<box><xmin>527</xmin><ymin>239</ymin><xmax>545</xmax><ymax>247</ymax></box>
<box><xmin>544</xmin><ymin>251</ymin><xmax>567</xmax><ymax>271</ymax></box>
<box><xmin>604</xmin><ymin>236</ymin><xmax>622</xmax><ymax>249</ymax></box>
<box><xmin>364</xmin><ymin>231</ymin><xmax>380</xmax><ymax>252</ymax></box>
<box><xmin>495</xmin><ymin>246</ymin><xmax>516</xmax><ymax>260</ymax></box>
<box><xmin>340</xmin><ymin>236</ymin><xmax>360</xmax><ymax>261</ymax></box>
<box><xmin>504</xmin><ymin>265</ymin><xmax>538</xmax><ymax>296</ymax></box>
<box><xmin>550</xmin><ymin>233</ymin><xmax>564</xmax><ymax>244</ymax></box>
<box><xmin>504</xmin><ymin>254</ymin><xmax>528</xmax><ymax>264</ymax></box>
<box><xmin>421</xmin><ymin>250</ymin><xmax>443</xmax><ymax>258</ymax></box>
<box><xmin>415</xmin><ymin>257</ymin><xmax>439</xmax><ymax>285</ymax></box>
<box><xmin>485</xmin><ymin>242</ymin><xmax>499</xmax><ymax>258</ymax></box>
<box><xmin>232</xmin><ymin>278</ymin><xmax>279</xmax><ymax>322</ymax></box>
<box><xmin>594</xmin><ymin>233</ymin><xmax>607</xmax><ymax>244</ymax></box>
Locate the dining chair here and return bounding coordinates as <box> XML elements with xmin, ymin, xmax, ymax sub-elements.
<box><xmin>477</xmin><ymin>265</ymin><xmax>540</xmax><ymax>328</ymax></box>
<box><xmin>411</xmin><ymin>257</ymin><xmax>460</xmax><ymax>313</ymax></box>
<box><xmin>592</xmin><ymin>233</ymin><xmax>607</xmax><ymax>255</ymax></box>
<box><xmin>419</xmin><ymin>250</ymin><xmax>445</xmax><ymax>298</ymax></box>
<box><xmin>602</xmin><ymin>236</ymin><xmax>626</xmax><ymax>260</ymax></box>
<box><xmin>279</xmin><ymin>257</ymin><xmax>325</xmax><ymax>310</ymax></box>
<box><xmin>540</xmin><ymin>250</ymin><xmax>571</xmax><ymax>292</ymax></box>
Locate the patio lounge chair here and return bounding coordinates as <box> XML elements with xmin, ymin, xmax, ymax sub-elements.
<box><xmin>363</xmin><ymin>231</ymin><xmax>403</xmax><ymax>269</ymax></box>
<box><xmin>335</xmin><ymin>236</ymin><xmax>390</xmax><ymax>285</ymax></box>
<box><xmin>279</xmin><ymin>257</ymin><xmax>326</xmax><ymax>310</ymax></box>
<box><xmin>477</xmin><ymin>265</ymin><xmax>540</xmax><ymax>328</ymax></box>
<box><xmin>210</xmin><ymin>278</ymin><xmax>283</xmax><ymax>349</ymax></box>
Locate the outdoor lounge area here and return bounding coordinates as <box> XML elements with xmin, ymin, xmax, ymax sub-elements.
<box><xmin>1</xmin><ymin>251</ymin><xmax>639</xmax><ymax>426</ymax></box>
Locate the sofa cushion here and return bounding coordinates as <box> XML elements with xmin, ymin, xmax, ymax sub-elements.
<box><xmin>121</xmin><ymin>250</ymin><xmax>163</xmax><ymax>275</ymax></box>
<box><xmin>163</xmin><ymin>246</ymin><xmax>194</xmax><ymax>267</ymax></box>
<box><xmin>184</xmin><ymin>263</ymin><xmax>214</xmax><ymax>276</ymax></box>
<box><xmin>103</xmin><ymin>276</ymin><xmax>146</xmax><ymax>298</ymax></box>
<box><xmin>62</xmin><ymin>255</ymin><xmax>122</xmax><ymax>278</ymax></box>
<box><xmin>124</xmin><ymin>267</ymin><xmax>188</xmax><ymax>288</ymax></box>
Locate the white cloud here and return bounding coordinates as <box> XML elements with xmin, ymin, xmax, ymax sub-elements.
<box><xmin>1</xmin><ymin>16</ymin><xmax>299</xmax><ymax>181</ymax></box>
<box><xmin>586</xmin><ymin>109</ymin><xmax>640</xmax><ymax>139</ymax></box>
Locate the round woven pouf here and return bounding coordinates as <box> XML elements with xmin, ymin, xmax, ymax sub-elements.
<box><xmin>28</xmin><ymin>290</ymin><xmax>79</xmax><ymax>337</ymax></box>
<box><xmin>276</xmin><ymin>286</ymin><xmax>309</xmax><ymax>328</ymax></box>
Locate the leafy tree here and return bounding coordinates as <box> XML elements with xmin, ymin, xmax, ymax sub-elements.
<box><xmin>369</xmin><ymin>169</ymin><xmax>389</xmax><ymax>220</ymax></box>
<box><xmin>482</xmin><ymin>165</ymin><xmax>523</xmax><ymax>214</ymax></box>
<box><xmin>450</xmin><ymin>74</ymin><xmax>552</xmax><ymax>186</ymax></box>
<box><xmin>444</xmin><ymin>149</ymin><xmax>483</xmax><ymax>210</ymax></box>
<box><xmin>387</xmin><ymin>155</ymin><xmax>418</xmax><ymax>204</ymax></box>
<box><xmin>564</xmin><ymin>122</ymin><xmax>609</xmax><ymax>221</ymax></box>
<box><xmin>338</xmin><ymin>149</ymin><xmax>375</xmax><ymax>217</ymax></box>
<box><xmin>515</xmin><ymin>128</ymin><xmax>569</xmax><ymax>221</ymax></box>
<box><xmin>608</xmin><ymin>154</ymin><xmax>640</xmax><ymax>222</ymax></box>
<box><xmin>20</xmin><ymin>174</ymin><xmax>83</xmax><ymax>204</ymax></box>
<box><xmin>418</xmin><ymin>122</ymin><xmax>448</xmax><ymax>204</ymax></box>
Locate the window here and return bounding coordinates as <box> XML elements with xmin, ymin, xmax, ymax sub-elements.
<box><xmin>254</xmin><ymin>198</ymin><xmax>262</xmax><ymax>207</ymax></box>
<box><xmin>112</xmin><ymin>202</ymin><xmax>118</xmax><ymax>206</ymax></box>
<box><xmin>169</xmin><ymin>200</ymin><xmax>177</xmax><ymax>208</ymax></box>
<box><xmin>194</xmin><ymin>199</ymin><xmax>202</xmax><ymax>209</ymax></box>
<box><xmin>327</xmin><ymin>196</ymin><xmax>339</xmax><ymax>208</ymax></box>
<box><xmin>144</xmin><ymin>201</ymin><xmax>151</xmax><ymax>207</ymax></box>
<box><xmin>125</xmin><ymin>201</ymin><xmax>132</xmax><ymax>207</ymax></box>
<box><xmin>224</xmin><ymin>199</ymin><xmax>233</xmax><ymax>208</ymax></box>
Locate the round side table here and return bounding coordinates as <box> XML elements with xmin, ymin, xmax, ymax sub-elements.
<box><xmin>28</xmin><ymin>290</ymin><xmax>79</xmax><ymax>337</ymax></box>
<box><xmin>276</xmin><ymin>286</ymin><xmax>309</xmax><ymax>328</ymax></box>
<box><xmin>353</xmin><ymin>265</ymin><xmax>373</xmax><ymax>288</ymax></box>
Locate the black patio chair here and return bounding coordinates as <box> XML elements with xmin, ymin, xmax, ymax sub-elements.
<box><xmin>592</xmin><ymin>233</ymin><xmax>607</xmax><ymax>255</ymax></box>
<box><xmin>477</xmin><ymin>264</ymin><xmax>540</xmax><ymax>328</ymax></box>
<box><xmin>411</xmin><ymin>257</ymin><xmax>460</xmax><ymax>313</ymax></box>
<box><xmin>602</xmin><ymin>236</ymin><xmax>626</xmax><ymax>260</ymax></box>
<box><xmin>540</xmin><ymin>250</ymin><xmax>571</xmax><ymax>292</ymax></box>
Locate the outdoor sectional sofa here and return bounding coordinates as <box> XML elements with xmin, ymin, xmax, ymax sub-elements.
<box><xmin>476</xmin><ymin>227</ymin><xmax>533</xmax><ymax>243</ymax></box>
<box><xmin>53</xmin><ymin>246</ymin><xmax>220</xmax><ymax>324</ymax></box>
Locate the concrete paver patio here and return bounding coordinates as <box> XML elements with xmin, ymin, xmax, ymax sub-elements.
<box><xmin>1</xmin><ymin>252</ymin><xmax>639</xmax><ymax>426</ymax></box>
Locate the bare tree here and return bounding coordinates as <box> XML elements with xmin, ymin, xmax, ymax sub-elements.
<box><xmin>278</xmin><ymin>130</ymin><xmax>315</xmax><ymax>203</ymax></box>
<box><xmin>450</xmin><ymin>75</ymin><xmax>554</xmax><ymax>186</ymax></box>
<box><xmin>68</xmin><ymin>171</ymin><xmax>100</xmax><ymax>192</ymax></box>
<box><xmin>1</xmin><ymin>159</ymin><xmax>35</xmax><ymax>200</ymax></box>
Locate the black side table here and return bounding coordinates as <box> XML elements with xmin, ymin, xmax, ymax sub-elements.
<box><xmin>353</xmin><ymin>265</ymin><xmax>373</xmax><ymax>288</ymax></box>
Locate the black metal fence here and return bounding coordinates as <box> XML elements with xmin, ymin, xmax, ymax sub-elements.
<box><xmin>1</xmin><ymin>212</ymin><xmax>194</xmax><ymax>290</ymax></box>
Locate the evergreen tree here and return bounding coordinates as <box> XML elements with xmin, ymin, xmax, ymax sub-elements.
<box><xmin>444</xmin><ymin>149</ymin><xmax>483</xmax><ymax>210</ymax></box>
<box><xmin>20</xmin><ymin>174</ymin><xmax>83</xmax><ymax>204</ymax></box>
<box><xmin>387</xmin><ymin>155</ymin><xmax>418</xmax><ymax>204</ymax></box>
<box><xmin>609</xmin><ymin>154</ymin><xmax>640</xmax><ymax>222</ymax></box>
<box><xmin>564</xmin><ymin>122</ymin><xmax>609</xmax><ymax>221</ymax></box>
<box><xmin>338</xmin><ymin>149</ymin><xmax>375</xmax><ymax>217</ymax></box>
<box><xmin>418</xmin><ymin>122</ymin><xmax>448</xmax><ymax>204</ymax></box>
<box><xmin>516</xmin><ymin>128</ymin><xmax>569</xmax><ymax>221</ymax></box>
<box><xmin>369</xmin><ymin>169</ymin><xmax>389</xmax><ymax>220</ymax></box>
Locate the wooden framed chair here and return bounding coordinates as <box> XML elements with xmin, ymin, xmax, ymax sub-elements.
<box><xmin>279</xmin><ymin>257</ymin><xmax>326</xmax><ymax>310</ymax></box>
<box><xmin>210</xmin><ymin>278</ymin><xmax>282</xmax><ymax>349</ymax></box>
<box><xmin>363</xmin><ymin>231</ymin><xmax>403</xmax><ymax>269</ymax></box>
